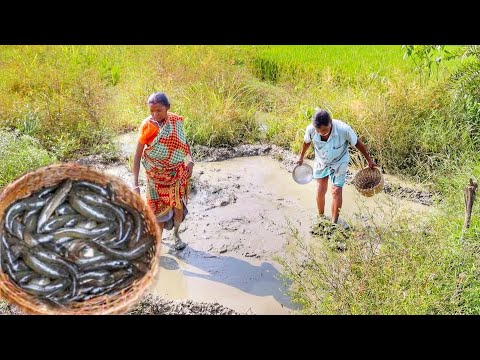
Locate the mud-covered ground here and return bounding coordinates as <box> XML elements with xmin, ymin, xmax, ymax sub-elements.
<box><xmin>128</xmin><ymin>294</ymin><xmax>240</xmax><ymax>315</ymax></box>
<box><xmin>0</xmin><ymin>137</ymin><xmax>434</xmax><ymax>315</ymax></box>
<box><xmin>190</xmin><ymin>144</ymin><xmax>436</xmax><ymax>206</ymax></box>
<box><xmin>77</xmin><ymin>142</ymin><xmax>436</xmax><ymax>206</ymax></box>
<box><xmin>0</xmin><ymin>295</ymin><xmax>240</xmax><ymax>315</ymax></box>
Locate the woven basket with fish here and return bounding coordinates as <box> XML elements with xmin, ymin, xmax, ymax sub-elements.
<box><xmin>0</xmin><ymin>163</ymin><xmax>161</xmax><ymax>315</ymax></box>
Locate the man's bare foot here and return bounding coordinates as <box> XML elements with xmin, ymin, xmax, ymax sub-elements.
<box><xmin>318</xmin><ymin>214</ymin><xmax>330</xmax><ymax>223</ymax></box>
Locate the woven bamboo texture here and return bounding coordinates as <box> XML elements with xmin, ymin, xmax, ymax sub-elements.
<box><xmin>0</xmin><ymin>163</ymin><xmax>161</xmax><ymax>315</ymax></box>
<box><xmin>351</xmin><ymin>167</ymin><xmax>384</xmax><ymax>197</ymax></box>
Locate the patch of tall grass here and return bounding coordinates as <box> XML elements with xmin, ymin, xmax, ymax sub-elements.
<box><xmin>278</xmin><ymin>172</ymin><xmax>479</xmax><ymax>314</ymax></box>
<box><xmin>246</xmin><ymin>46</ymin><xmax>414</xmax><ymax>86</ymax></box>
<box><xmin>0</xmin><ymin>129</ymin><xmax>56</xmax><ymax>189</ymax></box>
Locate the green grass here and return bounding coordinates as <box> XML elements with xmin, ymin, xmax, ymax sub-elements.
<box><xmin>0</xmin><ymin>129</ymin><xmax>57</xmax><ymax>189</ymax></box>
<box><xmin>0</xmin><ymin>44</ymin><xmax>476</xmax><ymax>188</ymax></box>
<box><xmin>0</xmin><ymin>45</ymin><xmax>156</xmax><ymax>159</ymax></box>
<box><xmin>246</xmin><ymin>45</ymin><xmax>413</xmax><ymax>84</ymax></box>
<box><xmin>278</xmin><ymin>152</ymin><xmax>479</xmax><ymax>315</ymax></box>
<box><xmin>278</xmin><ymin>181</ymin><xmax>480</xmax><ymax>314</ymax></box>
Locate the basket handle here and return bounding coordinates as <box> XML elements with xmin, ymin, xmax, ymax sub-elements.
<box><xmin>363</xmin><ymin>157</ymin><xmax>383</xmax><ymax>172</ymax></box>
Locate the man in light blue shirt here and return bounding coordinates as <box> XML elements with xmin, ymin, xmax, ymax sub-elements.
<box><xmin>297</xmin><ymin>108</ymin><xmax>376</xmax><ymax>224</ymax></box>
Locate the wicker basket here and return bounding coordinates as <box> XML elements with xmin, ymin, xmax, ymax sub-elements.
<box><xmin>351</xmin><ymin>167</ymin><xmax>384</xmax><ymax>197</ymax></box>
<box><xmin>0</xmin><ymin>163</ymin><xmax>162</xmax><ymax>315</ymax></box>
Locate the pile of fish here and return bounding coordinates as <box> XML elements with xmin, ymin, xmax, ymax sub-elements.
<box><xmin>0</xmin><ymin>179</ymin><xmax>154</xmax><ymax>308</ymax></box>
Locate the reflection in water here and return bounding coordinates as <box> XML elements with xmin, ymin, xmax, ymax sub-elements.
<box><xmin>159</xmin><ymin>245</ymin><xmax>300</xmax><ymax>311</ymax></box>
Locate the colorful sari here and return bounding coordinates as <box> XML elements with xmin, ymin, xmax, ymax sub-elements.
<box><xmin>141</xmin><ymin>113</ymin><xmax>190</xmax><ymax>221</ymax></box>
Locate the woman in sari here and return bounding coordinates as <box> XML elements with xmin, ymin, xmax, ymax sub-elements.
<box><xmin>132</xmin><ymin>92</ymin><xmax>194</xmax><ymax>250</ymax></box>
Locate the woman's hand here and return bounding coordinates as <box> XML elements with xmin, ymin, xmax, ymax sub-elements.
<box><xmin>186</xmin><ymin>161</ymin><xmax>194</xmax><ymax>178</ymax></box>
<box><xmin>133</xmin><ymin>141</ymin><xmax>145</xmax><ymax>196</ymax></box>
<box><xmin>368</xmin><ymin>159</ymin><xmax>377</xmax><ymax>169</ymax></box>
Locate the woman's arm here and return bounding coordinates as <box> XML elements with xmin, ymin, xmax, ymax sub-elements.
<box><xmin>186</xmin><ymin>140</ymin><xmax>194</xmax><ymax>163</ymax></box>
<box><xmin>186</xmin><ymin>140</ymin><xmax>194</xmax><ymax>178</ymax></box>
<box><xmin>133</xmin><ymin>141</ymin><xmax>145</xmax><ymax>194</ymax></box>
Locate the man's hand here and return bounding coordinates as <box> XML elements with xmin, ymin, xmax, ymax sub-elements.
<box><xmin>355</xmin><ymin>139</ymin><xmax>377</xmax><ymax>170</ymax></box>
<box><xmin>133</xmin><ymin>186</ymin><xmax>140</xmax><ymax>195</ymax></box>
<box><xmin>296</xmin><ymin>158</ymin><xmax>304</xmax><ymax>166</ymax></box>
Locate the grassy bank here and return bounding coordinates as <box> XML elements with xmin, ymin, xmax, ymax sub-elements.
<box><xmin>1</xmin><ymin>45</ymin><xmax>476</xmax><ymax>189</ymax></box>
<box><xmin>0</xmin><ymin>129</ymin><xmax>56</xmax><ymax>189</ymax></box>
